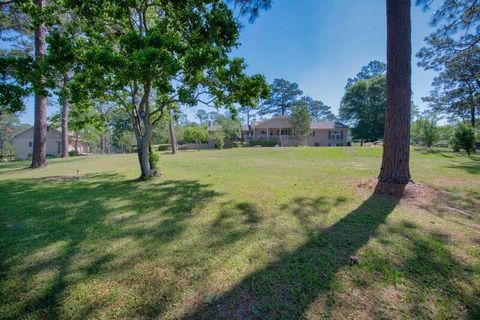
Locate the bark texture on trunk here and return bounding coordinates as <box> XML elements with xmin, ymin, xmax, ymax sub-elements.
<box><xmin>131</xmin><ymin>82</ymin><xmax>154</xmax><ymax>180</ymax></box>
<box><xmin>378</xmin><ymin>0</ymin><xmax>412</xmax><ymax>184</ymax></box>
<box><xmin>168</xmin><ymin>108</ymin><xmax>177</xmax><ymax>155</ymax></box>
<box><xmin>31</xmin><ymin>0</ymin><xmax>47</xmax><ymax>168</ymax></box>
<box><xmin>61</xmin><ymin>73</ymin><xmax>69</xmax><ymax>158</ymax></box>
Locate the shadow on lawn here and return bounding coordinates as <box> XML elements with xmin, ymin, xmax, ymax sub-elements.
<box><xmin>184</xmin><ymin>187</ymin><xmax>403</xmax><ymax>319</ymax></box>
<box><xmin>0</xmin><ymin>173</ymin><xmax>220</xmax><ymax>319</ymax></box>
<box><xmin>444</xmin><ymin>162</ymin><xmax>480</xmax><ymax>175</ymax></box>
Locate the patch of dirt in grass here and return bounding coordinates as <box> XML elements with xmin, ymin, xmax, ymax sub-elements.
<box><xmin>357</xmin><ymin>178</ymin><xmax>438</xmax><ymax>206</ymax></box>
<box><xmin>357</xmin><ymin>179</ymin><xmax>479</xmax><ymax>223</ymax></box>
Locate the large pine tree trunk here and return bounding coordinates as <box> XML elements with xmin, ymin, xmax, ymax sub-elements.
<box><xmin>378</xmin><ymin>0</ymin><xmax>412</xmax><ymax>185</ymax></box>
<box><xmin>168</xmin><ymin>108</ymin><xmax>177</xmax><ymax>154</ymax></box>
<box><xmin>31</xmin><ymin>0</ymin><xmax>47</xmax><ymax>168</ymax></box>
<box><xmin>61</xmin><ymin>73</ymin><xmax>69</xmax><ymax>158</ymax></box>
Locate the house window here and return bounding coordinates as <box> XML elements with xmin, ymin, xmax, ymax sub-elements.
<box><xmin>261</xmin><ymin>130</ymin><xmax>266</xmax><ymax>134</ymax></box>
<box><xmin>28</xmin><ymin>141</ymin><xmax>32</xmax><ymax>147</ymax></box>
<box><xmin>314</xmin><ymin>143</ymin><xmax>320</xmax><ymax>147</ymax></box>
<box><xmin>330</xmin><ymin>130</ymin><xmax>341</xmax><ymax>140</ymax></box>
<box><xmin>311</xmin><ymin>130</ymin><xmax>315</xmax><ymax>136</ymax></box>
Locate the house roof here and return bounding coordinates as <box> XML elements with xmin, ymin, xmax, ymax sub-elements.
<box><xmin>310</xmin><ymin>121</ymin><xmax>349</xmax><ymax>129</ymax></box>
<box><xmin>13</xmin><ymin>126</ymin><xmax>85</xmax><ymax>140</ymax></box>
<box><xmin>243</xmin><ymin>116</ymin><xmax>349</xmax><ymax>130</ymax></box>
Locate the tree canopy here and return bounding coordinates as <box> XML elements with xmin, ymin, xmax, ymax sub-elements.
<box><xmin>260</xmin><ymin>78</ymin><xmax>303</xmax><ymax>116</ymax></box>
<box><xmin>290</xmin><ymin>104</ymin><xmax>311</xmax><ymax>145</ymax></box>
<box><xmin>340</xmin><ymin>75</ymin><xmax>386</xmax><ymax>142</ymax></box>
<box><xmin>61</xmin><ymin>0</ymin><xmax>269</xmax><ymax>179</ymax></box>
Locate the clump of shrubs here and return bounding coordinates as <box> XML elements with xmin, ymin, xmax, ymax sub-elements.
<box><xmin>149</xmin><ymin>151</ymin><xmax>160</xmax><ymax>168</ymax></box>
<box><xmin>249</xmin><ymin>140</ymin><xmax>277</xmax><ymax>147</ymax></box>
<box><xmin>211</xmin><ymin>131</ymin><xmax>225</xmax><ymax>149</ymax></box>
<box><xmin>451</xmin><ymin>123</ymin><xmax>476</xmax><ymax>156</ymax></box>
<box><xmin>157</xmin><ymin>144</ymin><xmax>170</xmax><ymax>151</ymax></box>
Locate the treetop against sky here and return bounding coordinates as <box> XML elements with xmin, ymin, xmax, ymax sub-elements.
<box><xmin>2</xmin><ymin>0</ymin><xmax>437</xmax><ymax>125</ymax></box>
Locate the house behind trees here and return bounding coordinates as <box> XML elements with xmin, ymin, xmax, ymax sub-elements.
<box><xmin>14</xmin><ymin>127</ymin><xmax>90</xmax><ymax>160</ymax></box>
<box><xmin>243</xmin><ymin>116</ymin><xmax>349</xmax><ymax>147</ymax></box>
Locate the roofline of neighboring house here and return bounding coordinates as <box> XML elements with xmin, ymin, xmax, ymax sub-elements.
<box><xmin>13</xmin><ymin>126</ymin><xmax>87</xmax><ymax>142</ymax></box>
<box><xmin>244</xmin><ymin>116</ymin><xmax>349</xmax><ymax>130</ymax></box>
<box><xmin>13</xmin><ymin>126</ymin><xmax>34</xmax><ymax>138</ymax></box>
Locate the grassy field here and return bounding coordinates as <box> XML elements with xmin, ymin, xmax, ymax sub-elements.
<box><xmin>0</xmin><ymin>147</ymin><xmax>479</xmax><ymax>319</ymax></box>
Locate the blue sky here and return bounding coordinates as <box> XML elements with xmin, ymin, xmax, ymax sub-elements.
<box><xmin>17</xmin><ymin>0</ymin><xmax>438</xmax><ymax>124</ymax></box>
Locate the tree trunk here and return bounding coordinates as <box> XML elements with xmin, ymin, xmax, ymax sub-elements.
<box><xmin>61</xmin><ymin>73</ymin><xmax>69</xmax><ymax>158</ymax></box>
<box><xmin>74</xmin><ymin>132</ymin><xmax>79</xmax><ymax>154</ymax></box>
<box><xmin>168</xmin><ymin>108</ymin><xmax>177</xmax><ymax>154</ymax></box>
<box><xmin>378</xmin><ymin>0</ymin><xmax>412</xmax><ymax>185</ymax></box>
<box><xmin>137</xmin><ymin>136</ymin><xmax>151</xmax><ymax>180</ymax></box>
<box><xmin>132</xmin><ymin>81</ymin><xmax>154</xmax><ymax>180</ymax></box>
<box><xmin>100</xmin><ymin>133</ymin><xmax>104</xmax><ymax>153</ymax></box>
<box><xmin>31</xmin><ymin>0</ymin><xmax>47</xmax><ymax>168</ymax></box>
<box><xmin>471</xmin><ymin>105</ymin><xmax>476</xmax><ymax>129</ymax></box>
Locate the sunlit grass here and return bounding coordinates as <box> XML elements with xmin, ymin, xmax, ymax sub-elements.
<box><xmin>0</xmin><ymin>147</ymin><xmax>479</xmax><ymax>319</ymax></box>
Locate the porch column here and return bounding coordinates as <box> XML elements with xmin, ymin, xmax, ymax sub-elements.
<box><xmin>267</xmin><ymin>127</ymin><xmax>269</xmax><ymax>139</ymax></box>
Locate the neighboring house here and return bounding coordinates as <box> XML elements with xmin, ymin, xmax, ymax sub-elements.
<box><xmin>13</xmin><ymin>127</ymin><xmax>90</xmax><ymax>160</ymax></box>
<box><xmin>243</xmin><ymin>116</ymin><xmax>349</xmax><ymax>147</ymax></box>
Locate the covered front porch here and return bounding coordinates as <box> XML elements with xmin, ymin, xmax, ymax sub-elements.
<box><xmin>245</xmin><ymin>127</ymin><xmax>293</xmax><ymax>145</ymax></box>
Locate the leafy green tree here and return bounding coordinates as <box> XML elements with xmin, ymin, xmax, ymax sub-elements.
<box><xmin>238</xmin><ymin>105</ymin><xmax>256</xmax><ymax>126</ymax></box>
<box><xmin>216</xmin><ymin>115</ymin><xmax>242</xmax><ymax>143</ymax></box>
<box><xmin>297</xmin><ymin>96</ymin><xmax>335</xmax><ymax>121</ymax></box>
<box><xmin>117</xmin><ymin>132</ymin><xmax>136</xmax><ymax>153</ymax></box>
<box><xmin>182</xmin><ymin>127</ymin><xmax>209</xmax><ymax>144</ymax></box>
<box><xmin>196</xmin><ymin>109</ymin><xmax>208</xmax><ymax>125</ymax></box>
<box><xmin>68</xmin><ymin>0</ymin><xmax>269</xmax><ymax>180</ymax></box>
<box><xmin>0</xmin><ymin>113</ymin><xmax>22</xmax><ymax>157</ymax></box>
<box><xmin>260</xmin><ymin>78</ymin><xmax>302</xmax><ymax>116</ymax></box>
<box><xmin>417</xmin><ymin>0</ymin><xmax>480</xmax><ymax>67</ymax></box>
<box><xmin>346</xmin><ymin>60</ymin><xmax>386</xmax><ymax>88</ymax></box>
<box><xmin>211</xmin><ymin>130</ymin><xmax>225</xmax><ymax>149</ymax></box>
<box><xmin>418</xmin><ymin>1</ymin><xmax>480</xmax><ymax>129</ymax></box>
<box><xmin>290</xmin><ymin>104</ymin><xmax>311</xmax><ymax>146</ymax></box>
<box><xmin>340</xmin><ymin>75</ymin><xmax>386</xmax><ymax>142</ymax></box>
<box><xmin>421</xmin><ymin>47</ymin><xmax>480</xmax><ymax>128</ymax></box>
<box><xmin>0</xmin><ymin>0</ymin><xmax>54</xmax><ymax>168</ymax></box>
<box><xmin>451</xmin><ymin>123</ymin><xmax>476</xmax><ymax>155</ymax></box>
<box><xmin>411</xmin><ymin>112</ymin><xmax>440</xmax><ymax>147</ymax></box>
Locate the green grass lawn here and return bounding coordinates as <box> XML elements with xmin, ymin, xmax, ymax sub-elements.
<box><xmin>1</xmin><ymin>147</ymin><xmax>479</xmax><ymax>319</ymax></box>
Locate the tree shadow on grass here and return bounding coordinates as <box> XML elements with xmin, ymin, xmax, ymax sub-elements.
<box><xmin>0</xmin><ymin>173</ymin><xmax>220</xmax><ymax>319</ymax></box>
<box><xmin>184</xmin><ymin>187</ymin><xmax>403</xmax><ymax>320</ymax></box>
<box><xmin>364</xmin><ymin>221</ymin><xmax>480</xmax><ymax>319</ymax></box>
<box><xmin>444</xmin><ymin>163</ymin><xmax>480</xmax><ymax>175</ymax></box>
